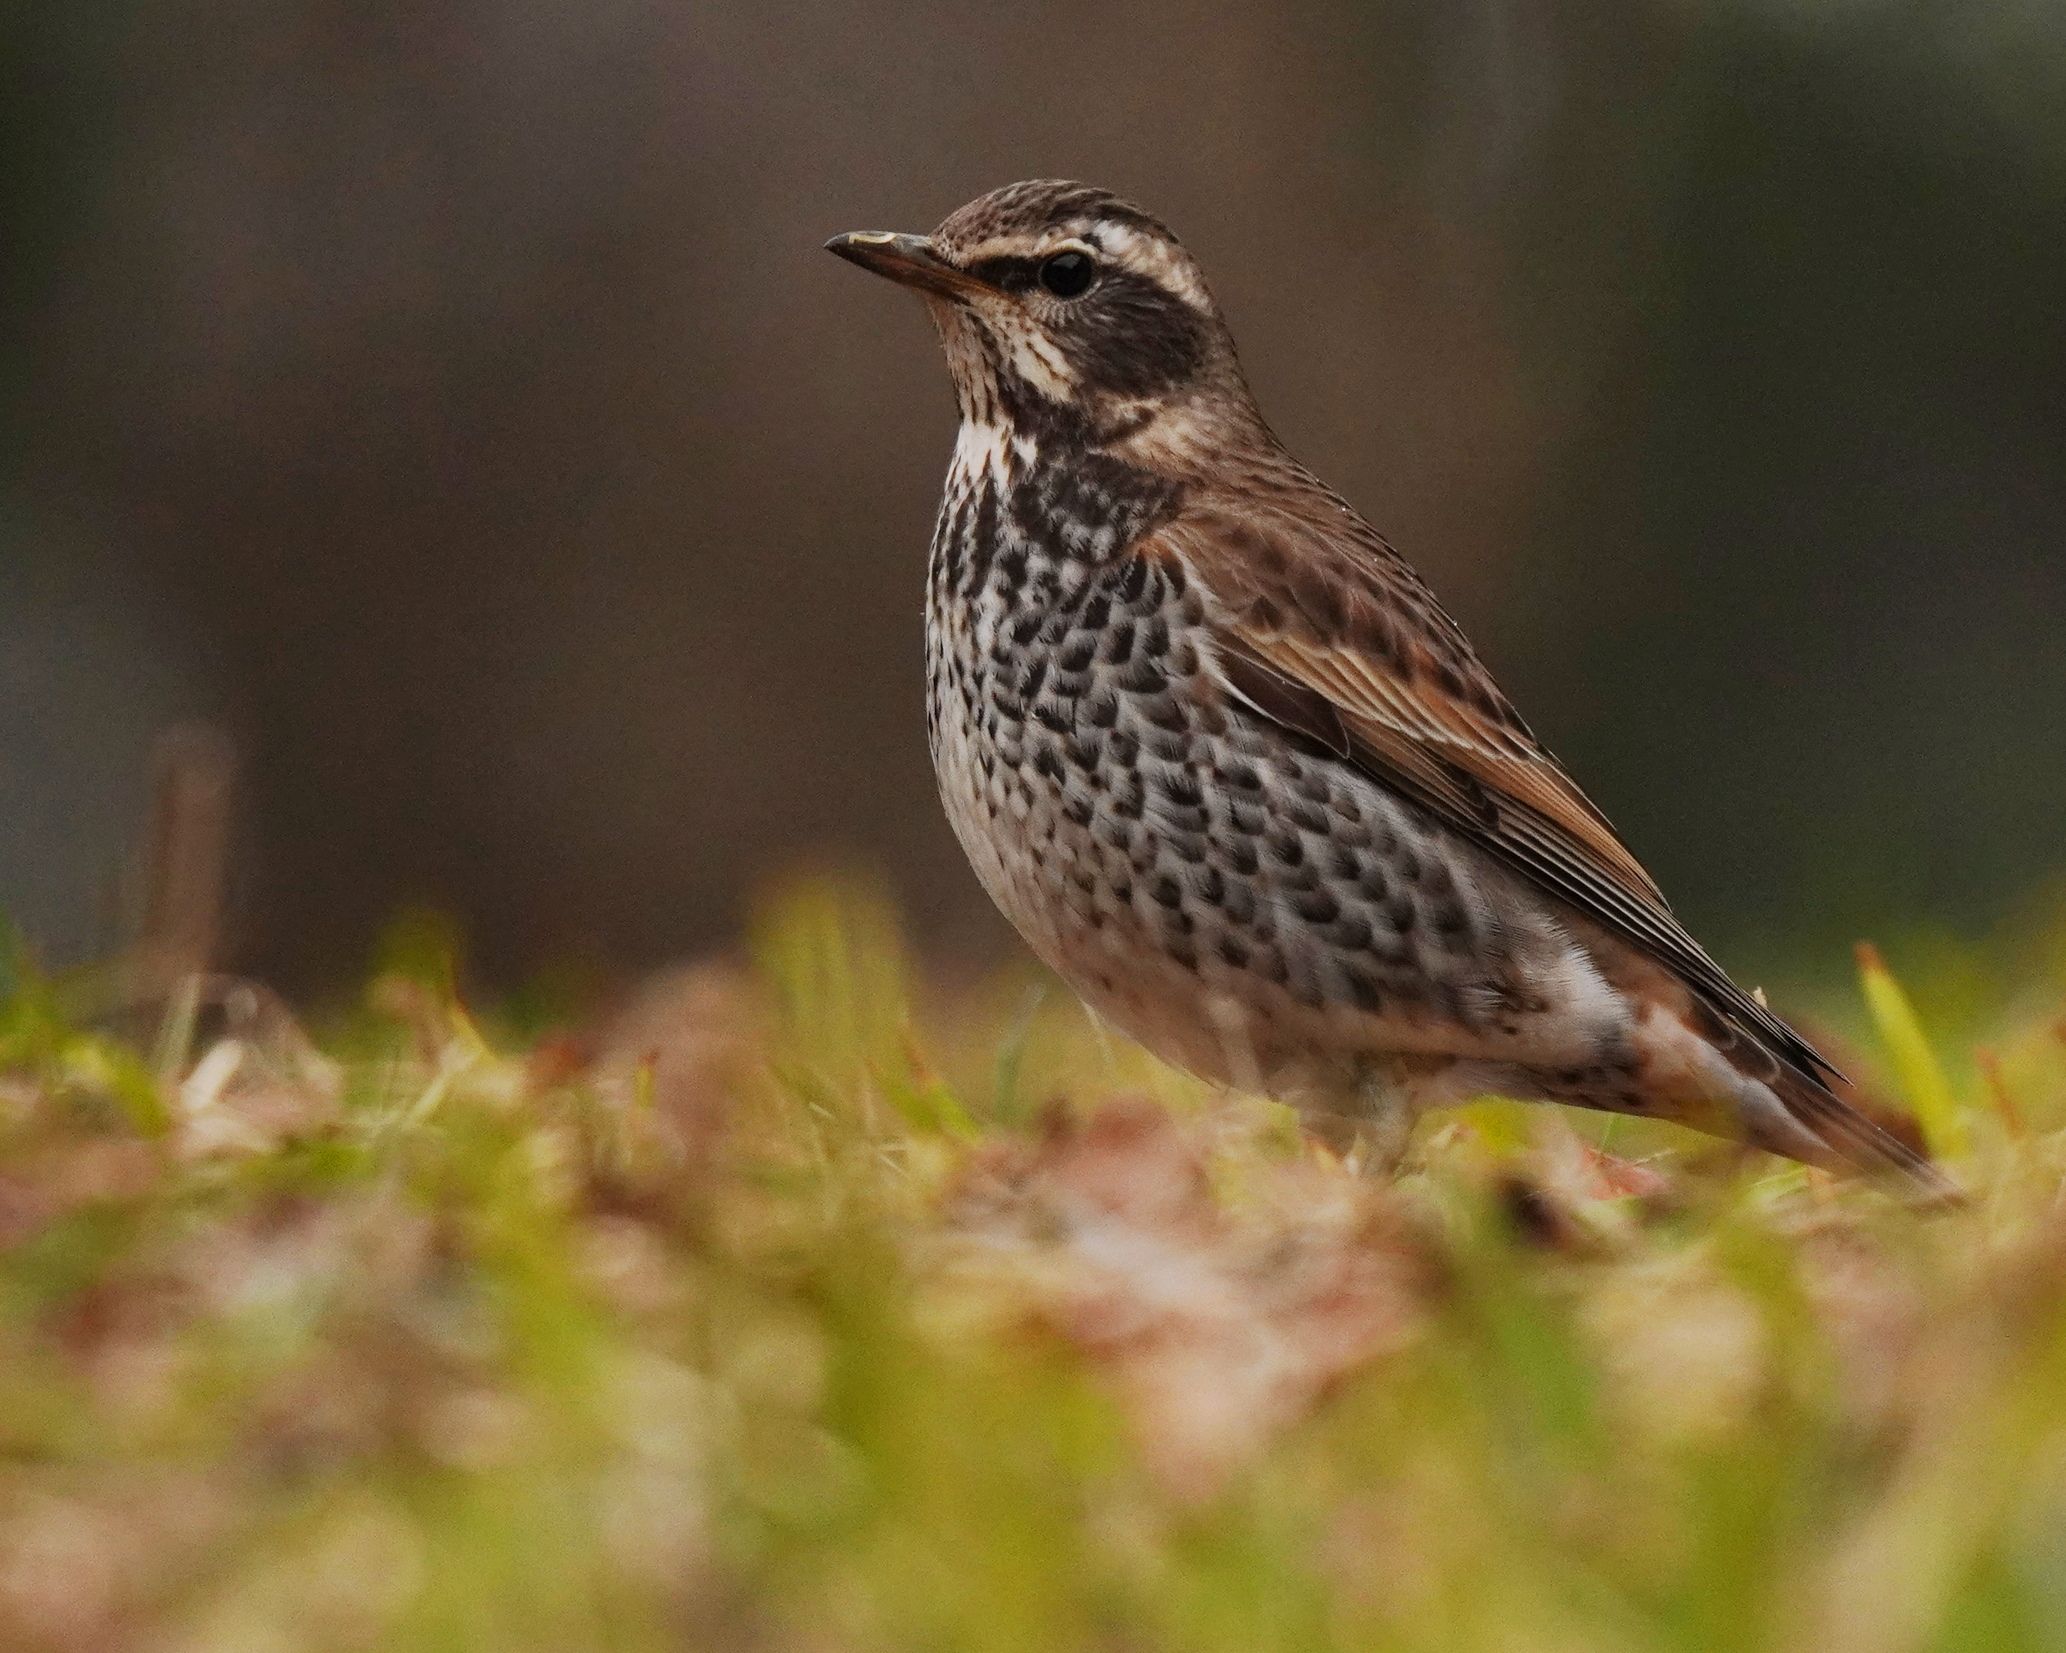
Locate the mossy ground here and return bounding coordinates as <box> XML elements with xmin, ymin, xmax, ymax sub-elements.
<box><xmin>3</xmin><ymin>877</ymin><xmax>2066</xmax><ymax>1652</ymax></box>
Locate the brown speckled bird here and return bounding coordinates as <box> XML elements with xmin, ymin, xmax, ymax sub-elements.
<box><xmin>827</xmin><ymin>180</ymin><xmax>1949</xmax><ymax>1195</ymax></box>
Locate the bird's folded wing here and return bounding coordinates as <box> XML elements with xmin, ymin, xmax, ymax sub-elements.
<box><xmin>1155</xmin><ymin>509</ymin><xmax>1840</xmax><ymax>1086</ymax></box>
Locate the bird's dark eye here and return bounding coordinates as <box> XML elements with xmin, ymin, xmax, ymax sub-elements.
<box><xmin>1038</xmin><ymin>249</ymin><xmax>1096</xmax><ymax>299</ymax></box>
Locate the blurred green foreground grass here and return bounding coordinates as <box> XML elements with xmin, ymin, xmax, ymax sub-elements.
<box><xmin>4</xmin><ymin>879</ymin><xmax>2066</xmax><ymax>1653</ymax></box>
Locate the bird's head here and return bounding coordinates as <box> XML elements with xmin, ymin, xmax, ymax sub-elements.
<box><xmin>828</xmin><ymin>180</ymin><xmax>1257</xmax><ymax>459</ymax></box>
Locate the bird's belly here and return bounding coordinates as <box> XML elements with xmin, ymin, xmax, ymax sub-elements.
<box><xmin>925</xmin><ymin>605</ymin><xmax>1623</xmax><ymax>1103</ymax></box>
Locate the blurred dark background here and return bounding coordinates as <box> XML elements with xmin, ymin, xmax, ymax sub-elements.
<box><xmin>5</xmin><ymin>0</ymin><xmax>2062</xmax><ymax>993</ymax></box>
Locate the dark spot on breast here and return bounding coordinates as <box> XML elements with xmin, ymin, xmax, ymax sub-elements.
<box><xmin>1143</xmin><ymin>695</ymin><xmax>1187</xmax><ymax>733</ymax></box>
<box><xmin>1326</xmin><ymin>912</ymin><xmax>1369</xmax><ymax>949</ymax></box>
<box><xmin>1221</xmin><ymin>882</ymin><xmax>1256</xmax><ymax>926</ymax></box>
<box><xmin>1340</xmin><ymin>966</ymin><xmax>1383</xmax><ymax>1014</ymax></box>
<box><xmin>1158</xmin><ymin>770</ymin><xmax>1203</xmax><ymax>808</ymax></box>
<box><xmin>1293</xmin><ymin>889</ymin><xmax>1340</xmax><ymax>925</ymax></box>
<box><xmin>1289</xmin><ymin>799</ymin><xmax>1330</xmax><ymax>836</ymax></box>
<box><xmin>1120</xmin><ymin>656</ymin><xmax>1164</xmax><ymax>695</ymax></box>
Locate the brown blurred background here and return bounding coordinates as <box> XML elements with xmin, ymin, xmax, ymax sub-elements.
<box><xmin>5</xmin><ymin>0</ymin><xmax>2063</xmax><ymax>993</ymax></box>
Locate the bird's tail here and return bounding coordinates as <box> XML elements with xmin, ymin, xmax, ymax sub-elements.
<box><xmin>1620</xmin><ymin>994</ymin><xmax>1961</xmax><ymax>1203</ymax></box>
<box><xmin>1754</xmin><ymin>1059</ymin><xmax>1962</xmax><ymax>1205</ymax></box>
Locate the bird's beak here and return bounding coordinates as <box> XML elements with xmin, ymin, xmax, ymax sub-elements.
<box><xmin>824</xmin><ymin>231</ymin><xmax>984</xmax><ymax>300</ymax></box>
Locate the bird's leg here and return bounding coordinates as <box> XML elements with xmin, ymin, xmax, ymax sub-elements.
<box><xmin>1307</xmin><ymin>1067</ymin><xmax>1419</xmax><ymax>1177</ymax></box>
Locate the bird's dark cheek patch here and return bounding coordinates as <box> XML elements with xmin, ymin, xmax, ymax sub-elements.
<box><xmin>1066</xmin><ymin>274</ymin><xmax>1209</xmax><ymax>399</ymax></box>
